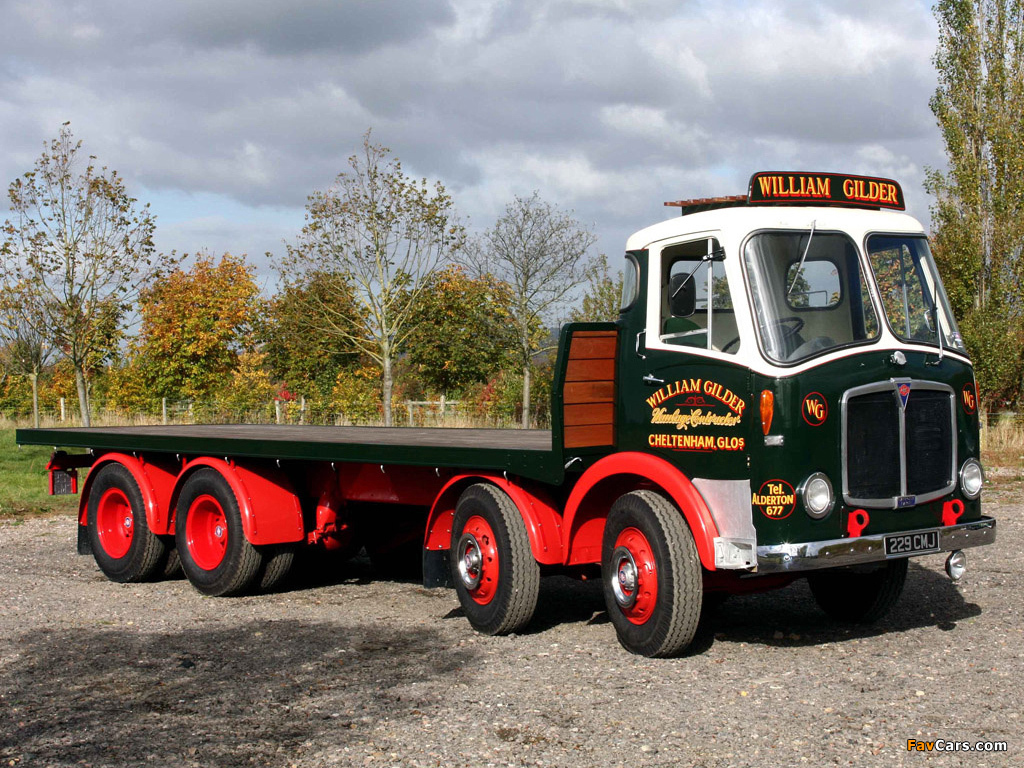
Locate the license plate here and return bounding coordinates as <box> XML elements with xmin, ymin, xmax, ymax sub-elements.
<box><xmin>884</xmin><ymin>530</ymin><xmax>939</xmax><ymax>557</ymax></box>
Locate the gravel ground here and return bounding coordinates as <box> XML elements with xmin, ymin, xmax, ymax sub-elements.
<box><xmin>1</xmin><ymin>484</ymin><xmax>1020</xmax><ymax>768</ymax></box>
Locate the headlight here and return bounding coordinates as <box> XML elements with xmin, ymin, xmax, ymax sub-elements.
<box><xmin>960</xmin><ymin>459</ymin><xmax>984</xmax><ymax>499</ymax></box>
<box><xmin>800</xmin><ymin>472</ymin><xmax>835</xmax><ymax>519</ymax></box>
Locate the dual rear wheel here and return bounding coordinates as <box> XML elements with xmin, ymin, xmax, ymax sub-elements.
<box><xmin>87</xmin><ymin>464</ymin><xmax>291</xmax><ymax>596</ymax></box>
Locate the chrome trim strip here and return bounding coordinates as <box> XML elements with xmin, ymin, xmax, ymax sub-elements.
<box><xmin>841</xmin><ymin>379</ymin><xmax>957</xmax><ymax>508</ymax></box>
<box><xmin>755</xmin><ymin>517</ymin><xmax>995</xmax><ymax>573</ymax></box>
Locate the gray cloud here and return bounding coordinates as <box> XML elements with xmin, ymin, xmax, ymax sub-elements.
<box><xmin>0</xmin><ymin>0</ymin><xmax>945</xmax><ymax>270</ymax></box>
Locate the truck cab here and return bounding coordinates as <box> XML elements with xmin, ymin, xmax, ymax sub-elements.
<box><xmin>595</xmin><ymin>172</ymin><xmax>991</xmax><ymax>620</ymax></box>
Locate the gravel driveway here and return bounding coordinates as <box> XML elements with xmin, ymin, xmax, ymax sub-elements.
<box><xmin>1</xmin><ymin>482</ymin><xmax>1020</xmax><ymax>768</ymax></box>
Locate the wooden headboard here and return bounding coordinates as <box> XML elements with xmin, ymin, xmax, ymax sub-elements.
<box><xmin>562</xmin><ymin>329</ymin><xmax>618</xmax><ymax>449</ymax></box>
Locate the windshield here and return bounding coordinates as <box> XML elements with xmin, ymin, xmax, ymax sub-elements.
<box><xmin>743</xmin><ymin>231</ymin><xmax>880</xmax><ymax>363</ymax></box>
<box><xmin>865</xmin><ymin>235</ymin><xmax>966</xmax><ymax>354</ymax></box>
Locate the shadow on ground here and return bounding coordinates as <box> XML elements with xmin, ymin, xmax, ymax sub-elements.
<box><xmin>0</xmin><ymin>621</ymin><xmax>476</xmax><ymax>768</ymax></box>
<box><xmin>516</xmin><ymin>561</ymin><xmax>982</xmax><ymax>654</ymax></box>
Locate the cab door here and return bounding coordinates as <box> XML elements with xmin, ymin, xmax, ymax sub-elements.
<box><xmin>620</xmin><ymin>235</ymin><xmax>752</xmax><ymax>482</ymax></box>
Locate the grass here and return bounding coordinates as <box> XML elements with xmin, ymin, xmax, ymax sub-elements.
<box><xmin>0</xmin><ymin>429</ymin><xmax>79</xmax><ymax>519</ymax></box>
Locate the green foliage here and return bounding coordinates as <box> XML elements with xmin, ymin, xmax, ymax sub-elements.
<box><xmin>467</xmin><ymin>361</ymin><xmax>554</xmax><ymax>427</ymax></box>
<box><xmin>403</xmin><ymin>266</ymin><xmax>515</xmax><ymax>395</ymax></box>
<box><xmin>571</xmin><ymin>254</ymin><xmax>623</xmax><ymax>322</ymax></box>
<box><xmin>927</xmin><ymin>0</ymin><xmax>1024</xmax><ymax>406</ymax></box>
<box><xmin>208</xmin><ymin>350</ymin><xmax>277</xmax><ymax>420</ymax></box>
<box><xmin>261</xmin><ymin>270</ymin><xmax>362</xmax><ymax>398</ymax></box>
<box><xmin>330</xmin><ymin>365</ymin><xmax>383</xmax><ymax>423</ymax></box>
<box><xmin>127</xmin><ymin>253</ymin><xmax>261</xmax><ymax>402</ymax></box>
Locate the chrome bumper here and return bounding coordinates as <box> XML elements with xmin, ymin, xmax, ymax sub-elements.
<box><xmin>756</xmin><ymin>517</ymin><xmax>996</xmax><ymax>574</ymax></box>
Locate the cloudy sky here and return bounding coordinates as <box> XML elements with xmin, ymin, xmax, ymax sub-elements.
<box><xmin>0</xmin><ymin>0</ymin><xmax>943</xmax><ymax>285</ymax></box>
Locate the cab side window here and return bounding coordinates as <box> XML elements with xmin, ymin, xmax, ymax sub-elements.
<box><xmin>660</xmin><ymin>238</ymin><xmax>739</xmax><ymax>353</ymax></box>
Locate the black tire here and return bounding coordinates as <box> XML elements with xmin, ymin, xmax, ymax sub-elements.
<box><xmin>601</xmin><ymin>490</ymin><xmax>703</xmax><ymax>657</ymax></box>
<box><xmin>174</xmin><ymin>468</ymin><xmax>263</xmax><ymax>597</ymax></box>
<box><xmin>450</xmin><ymin>484</ymin><xmax>540</xmax><ymax>635</ymax></box>
<box><xmin>86</xmin><ymin>463</ymin><xmax>167</xmax><ymax>583</ymax></box>
<box><xmin>808</xmin><ymin>558</ymin><xmax>908</xmax><ymax>623</ymax></box>
<box><xmin>160</xmin><ymin>543</ymin><xmax>183</xmax><ymax>579</ymax></box>
<box><xmin>258</xmin><ymin>545</ymin><xmax>296</xmax><ymax>591</ymax></box>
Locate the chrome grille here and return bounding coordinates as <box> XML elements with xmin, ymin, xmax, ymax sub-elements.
<box><xmin>842</xmin><ymin>380</ymin><xmax>956</xmax><ymax>508</ymax></box>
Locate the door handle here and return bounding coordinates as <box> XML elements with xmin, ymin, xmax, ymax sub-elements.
<box><xmin>643</xmin><ymin>374</ymin><xmax>665</xmax><ymax>386</ymax></box>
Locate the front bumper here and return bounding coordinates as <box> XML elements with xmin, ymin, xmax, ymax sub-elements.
<box><xmin>756</xmin><ymin>517</ymin><xmax>996</xmax><ymax>574</ymax></box>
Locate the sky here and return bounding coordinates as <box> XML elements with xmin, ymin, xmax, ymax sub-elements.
<box><xmin>0</xmin><ymin>0</ymin><xmax>944</xmax><ymax>289</ymax></box>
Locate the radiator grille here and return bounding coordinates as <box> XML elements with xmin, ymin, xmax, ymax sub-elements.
<box><xmin>843</xmin><ymin>381</ymin><xmax>955</xmax><ymax>507</ymax></box>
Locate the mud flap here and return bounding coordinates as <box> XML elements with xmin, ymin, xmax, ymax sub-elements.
<box><xmin>422</xmin><ymin>548</ymin><xmax>452</xmax><ymax>589</ymax></box>
<box><xmin>77</xmin><ymin>523</ymin><xmax>91</xmax><ymax>555</ymax></box>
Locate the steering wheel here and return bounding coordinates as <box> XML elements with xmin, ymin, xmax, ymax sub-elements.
<box><xmin>771</xmin><ymin>315</ymin><xmax>805</xmax><ymax>346</ymax></box>
<box><xmin>722</xmin><ymin>336</ymin><xmax>741</xmax><ymax>353</ymax></box>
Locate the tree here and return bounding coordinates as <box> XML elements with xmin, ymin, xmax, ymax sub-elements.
<box><xmin>470</xmin><ymin>192</ymin><xmax>596</xmax><ymax>428</ymax></box>
<box><xmin>261</xmin><ymin>271</ymin><xmax>363</xmax><ymax>399</ymax></box>
<box><xmin>128</xmin><ymin>253</ymin><xmax>261</xmax><ymax>402</ymax></box>
<box><xmin>0</xmin><ymin>285</ymin><xmax>53</xmax><ymax>427</ymax></box>
<box><xmin>281</xmin><ymin>131</ymin><xmax>464</xmax><ymax>425</ymax></box>
<box><xmin>570</xmin><ymin>254</ymin><xmax>623</xmax><ymax>322</ymax></box>
<box><xmin>926</xmin><ymin>0</ymin><xmax>1024</xmax><ymax>406</ymax></box>
<box><xmin>403</xmin><ymin>266</ymin><xmax>515</xmax><ymax>396</ymax></box>
<box><xmin>0</xmin><ymin>124</ymin><xmax>169</xmax><ymax>425</ymax></box>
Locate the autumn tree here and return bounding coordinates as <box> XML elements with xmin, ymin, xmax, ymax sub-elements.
<box><xmin>127</xmin><ymin>253</ymin><xmax>261</xmax><ymax>402</ymax></box>
<box><xmin>403</xmin><ymin>266</ymin><xmax>515</xmax><ymax>396</ymax></box>
<box><xmin>261</xmin><ymin>270</ymin><xmax>363</xmax><ymax>399</ymax></box>
<box><xmin>469</xmin><ymin>192</ymin><xmax>596</xmax><ymax>428</ymax></box>
<box><xmin>926</xmin><ymin>0</ymin><xmax>1024</xmax><ymax>406</ymax></box>
<box><xmin>0</xmin><ymin>124</ymin><xmax>169</xmax><ymax>425</ymax></box>
<box><xmin>570</xmin><ymin>254</ymin><xmax>624</xmax><ymax>322</ymax></box>
<box><xmin>281</xmin><ymin>131</ymin><xmax>464</xmax><ymax>425</ymax></box>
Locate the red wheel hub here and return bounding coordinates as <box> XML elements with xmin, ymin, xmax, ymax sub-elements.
<box><xmin>456</xmin><ymin>515</ymin><xmax>499</xmax><ymax>605</ymax></box>
<box><xmin>186</xmin><ymin>494</ymin><xmax>228</xmax><ymax>571</ymax></box>
<box><xmin>610</xmin><ymin>527</ymin><xmax>658</xmax><ymax>625</ymax></box>
<box><xmin>96</xmin><ymin>487</ymin><xmax>135</xmax><ymax>559</ymax></box>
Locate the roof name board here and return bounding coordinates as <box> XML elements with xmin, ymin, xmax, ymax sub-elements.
<box><xmin>748</xmin><ymin>172</ymin><xmax>905</xmax><ymax>210</ymax></box>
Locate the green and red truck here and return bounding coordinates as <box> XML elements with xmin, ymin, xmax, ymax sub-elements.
<box><xmin>17</xmin><ymin>171</ymin><xmax>995</xmax><ymax>657</ymax></box>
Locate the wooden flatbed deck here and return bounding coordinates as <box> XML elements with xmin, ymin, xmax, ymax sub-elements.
<box><xmin>16</xmin><ymin>425</ymin><xmax>562</xmax><ymax>483</ymax></box>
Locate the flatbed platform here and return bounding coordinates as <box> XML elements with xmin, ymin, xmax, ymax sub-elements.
<box><xmin>16</xmin><ymin>425</ymin><xmax>561</xmax><ymax>483</ymax></box>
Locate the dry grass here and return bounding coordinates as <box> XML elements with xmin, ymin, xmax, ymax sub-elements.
<box><xmin>980</xmin><ymin>415</ymin><xmax>1024</xmax><ymax>479</ymax></box>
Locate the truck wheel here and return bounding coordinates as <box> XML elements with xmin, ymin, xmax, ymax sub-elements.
<box><xmin>87</xmin><ymin>463</ymin><xmax>167</xmax><ymax>583</ymax></box>
<box><xmin>175</xmin><ymin>468</ymin><xmax>263</xmax><ymax>596</ymax></box>
<box><xmin>258</xmin><ymin>545</ymin><xmax>296</xmax><ymax>591</ymax></box>
<box><xmin>450</xmin><ymin>484</ymin><xmax>540</xmax><ymax>635</ymax></box>
<box><xmin>808</xmin><ymin>558</ymin><xmax>908</xmax><ymax>623</ymax></box>
<box><xmin>601</xmin><ymin>490</ymin><xmax>702</xmax><ymax>657</ymax></box>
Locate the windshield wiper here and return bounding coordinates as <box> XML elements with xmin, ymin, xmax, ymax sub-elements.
<box><xmin>787</xmin><ymin>220</ymin><xmax>816</xmax><ymax>296</ymax></box>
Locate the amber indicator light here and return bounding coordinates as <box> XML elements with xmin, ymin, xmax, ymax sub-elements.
<box><xmin>760</xmin><ymin>390</ymin><xmax>774</xmax><ymax>435</ymax></box>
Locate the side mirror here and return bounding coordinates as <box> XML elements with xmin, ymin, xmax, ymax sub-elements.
<box><xmin>669</xmin><ymin>273</ymin><xmax>696</xmax><ymax>317</ymax></box>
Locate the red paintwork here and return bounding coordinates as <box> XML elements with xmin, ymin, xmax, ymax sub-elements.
<box><xmin>170</xmin><ymin>458</ymin><xmax>304</xmax><ymax>545</ymax></box>
<box><xmin>185</xmin><ymin>493</ymin><xmax>229</xmax><ymax>569</ymax></box>
<box><xmin>562</xmin><ymin>452</ymin><xmax>720</xmax><ymax>570</ymax></box>
<box><xmin>614</xmin><ymin>526</ymin><xmax>657</xmax><ymax>625</ymax></box>
<box><xmin>847</xmin><ymin>509</ymin><xmax>869</xmax><ymax>538</ymax></box>
<box><xmin>337</xmin><ymin>463</ymin><xmax>445</xmax><ymax>506</ymax></box>
<box><xmin>942</xmin><ymin>499</ymin><xmax>965</xmax><ymax>527</ymax></box>
<box><xmin>461</xmin><ymin>514</ymin><xmax>499</xmax><ymax>605</ymax></box>
<box><xmin>95</xmin><ymin>487</ymin><xmax>134</xmax><ymax>558</ymax></box>
<box><xmin>424</xmin><ymin>474</ymin><xmax>564</xmax><ymax>565</ymax></box>
<box><xmin>77</xmin><ymin>453</ymin><xmax>177</xmax><ymax>535</ymax></box>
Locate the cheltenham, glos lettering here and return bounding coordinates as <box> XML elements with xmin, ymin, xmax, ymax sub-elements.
<box><xmin>648</xmin><ymin>434</ymin><xmax>746</xmax><ymax>452</ymax></box>
<box><xmin>757</xmin><ymin>174</ymin><xmax>831</xmax><ymax>199</ymax></box>
<box><xmin>646</xmin><ymin>379</ymin><xmax>746</xmax><ymax>417</ymax></box>
<box><xmin>650</xmin><ymin>407</ymin><xmax>742</xmax><ymax>431</ymax></box>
